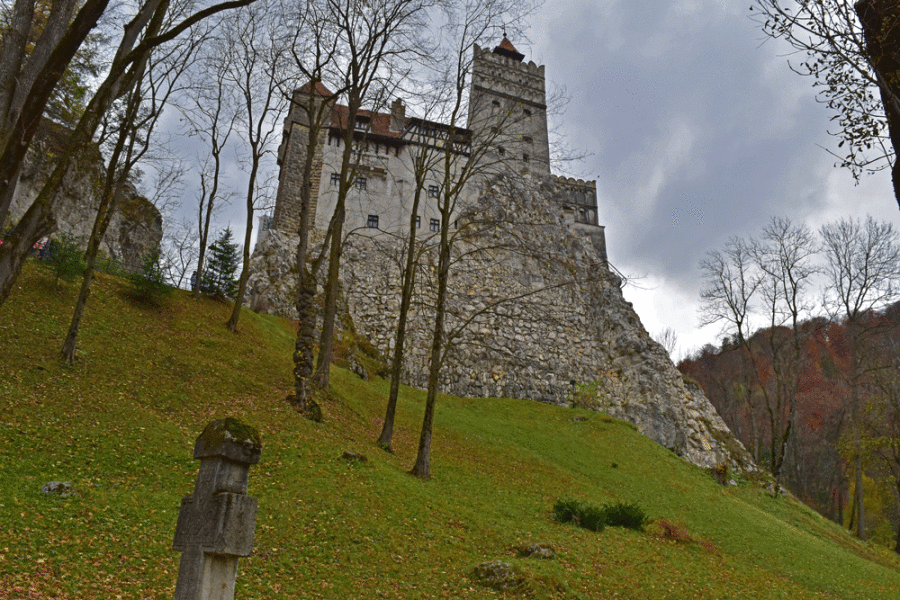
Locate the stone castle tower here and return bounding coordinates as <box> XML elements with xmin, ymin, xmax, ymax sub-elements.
<box><xmin>468</xmin><ymin>39</ymin><xmax>552</xmax><ymax>177</ymax></box>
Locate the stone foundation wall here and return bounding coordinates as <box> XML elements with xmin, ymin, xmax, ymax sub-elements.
<box><xmin>246</xmin><ymin>176</ymin><xmax>754</xmax><ymax>472</ymax></box>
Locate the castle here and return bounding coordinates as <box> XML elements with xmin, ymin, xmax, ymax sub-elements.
<box><xmin>267</xmin><ymin>37</ymin><xmax>606</xmax><ymax>260</ymax></box>
<box><xmin>250</xmin><ymin>38</ymin><xmax>753</xmax><ymax>472</ymax></box>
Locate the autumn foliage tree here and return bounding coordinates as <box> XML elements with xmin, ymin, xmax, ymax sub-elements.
<box><xmin>687</xmin><ymin>215</ymin><xmax>900</xmax><ymax>545</ymax></box>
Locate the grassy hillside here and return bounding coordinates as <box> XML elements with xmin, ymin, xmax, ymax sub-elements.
<box><xmin>1</xmin><ymin>263</ymin><xmax>899</xmax><ymax>599</ymax></box>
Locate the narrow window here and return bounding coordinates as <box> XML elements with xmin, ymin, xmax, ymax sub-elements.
<box><xmin>330</xmin><ymin>173</ymin><xmax>340</xmax><ymax>185</ymax></box>
<box><xmin>415</xmin><ymin>215</ymin><xmax>421</xmax><ymax>228</ymax></box>
<box><xmin>367</xmin><ymin>214</ymin><xmax>379</xmax><ymax>228</ymax></box>
<box><xmin>428</xmin><ymin>185</ymin><xmax>439</xmax><ymax>198</ymax></box>
<box><xmin>498</xmin><ymin>146</ymin><xmax>505</xmax><ymax>156</ymax></box>
<box><xmin>523</xmin><ymin>153</ymin><xmax>529</xmax><ymax>162</ymax></box>
<box><xmin>430</xmin><ymin>218</ymin><xmax>440</xmax><ymax>232</ymax></box>
<box><xmin>356</xmin><ymin>177</ymin><xmax>367</xmax><ymax>190</ymax></box>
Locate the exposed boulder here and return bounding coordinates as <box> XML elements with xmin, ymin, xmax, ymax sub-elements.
<box><xmin>5</xmin><ymin>120</ymin><xmax>162</xmax><ymax>266</ymax></box>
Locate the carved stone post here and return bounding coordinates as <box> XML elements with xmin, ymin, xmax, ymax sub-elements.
<box><xmin>173</xmin><ymin>418</ymin><xmax>262</xmax><ymax>600</ymax></box>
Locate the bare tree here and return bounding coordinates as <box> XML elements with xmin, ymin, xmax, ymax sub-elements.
<box><xmin>700</xmin><ymin>219</ymin><xmax>818</xmax><ymax>495</ymax></box>
<box><xmin>751</xmin><ymin>217</ymin><xmax>819</xmax><ymax>494</ymax></box>
<box><xmin>61</xmin><ymin>27</ymin><xmax>199</xmax><ymax>364</ymax></box>
<box><xmin>379</xmin><ymin>0</ymin><xmax>534</xmax><ymax>455</ymax></box>
<box><xmin>821</xmin><ymin>215</ymin><xmax>900</xmax><ymax>539</ymax></box>
<box><xmin>273</xmin><ymin>0</ymin><xmax>344</xmax><ymax>411</ymax></box>
<box><xmin>179</xmin><ymin>25</ymin><xmax>239</xmax><ymax>299</ymax></box>
<box><xmin>407</xmin><ymin>3</ymin><xmax>544</xmax><ymax>479</ymax></box>
<box><xmin>750</xmin><ymin>0</ymin><xmax>900</xmax><ymax>210</ymax></box>
<box><xmin>0</xmin><ymin>0</ymin><xmax>259</xmax><ymax>309</ymax></box>
<box><xmin>162</xmin><ymin>218</ymin><xmax>199</xmax><ymax>288</ymax></box>
<box><xmin>221</xmin><ymin>2</ymin><xmax>288</xmax><ymax>332</ymax></box>
<box><xmin>0</xmin><ymin>0</ymin><xmax>105</xmax><ymax>229</ymax></box>
<box><xmin>306</xmin><ymin>0</ymin><xmax>437</xmax><ymax>391</ymax></box>
<box><xmin>653</xmin><ymin>327</ymin><xmax>679</xmax><ymax>360</ymax></box>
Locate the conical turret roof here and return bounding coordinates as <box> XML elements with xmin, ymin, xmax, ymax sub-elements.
<box><xmin>493</xmin><ymin>36</ymin><xmax>525</xmax><ymax>62</ymax></box>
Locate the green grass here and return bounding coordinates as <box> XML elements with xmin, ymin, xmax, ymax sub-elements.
<box><xmin>1</xmin><ymin>262</ymin><xmax>899</xmax><ymax>599</ymax></box>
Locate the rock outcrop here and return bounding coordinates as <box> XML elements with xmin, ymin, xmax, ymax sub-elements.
<box><xmin>247</xmin><ymin>176</ymin><xmax>754</xmax><ymax>472</ymax></box>
<box><xmin>5</xmin><ymin>120</ymin><xmax>162</xmax><ymax>266</ymax></box>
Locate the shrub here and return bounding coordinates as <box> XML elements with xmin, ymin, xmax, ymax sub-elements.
<box><xmin>601</xmin><ymin>501</ymin><xmax>649</xmax><ymax>531</ymax></box>
<box><xmin>128</xmin><ymin>249</ymin><xmax>172</xmax><ymax>306</ymax></box>
<box><xmin>579</xmin><ymin>503</ymin><xmax>608</xmax><ymax>532</ymax></box>
<box><xmin>711</xmin><ymin>463</ymin><xmax>730</xmax><ymax>486</ymax></box>
<box><xmin>43</xmin><ymin>233</ymin><xmax>85</xmax><ymax>285</ymax></box>
<box><xmin>552</xmin><ymin>497</ymin><xmax>580</xmax><ymax>524</ymax></box>
<box><xmin>553</xmin><ymin>498</ymin><xmax>649</xmax><ymax>532</ymax></box>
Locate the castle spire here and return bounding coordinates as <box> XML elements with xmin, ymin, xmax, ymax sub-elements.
<box><xmin>493</xmin><ymin>36</ymin><xmax>524</xmax><ymax>62</ymax></box>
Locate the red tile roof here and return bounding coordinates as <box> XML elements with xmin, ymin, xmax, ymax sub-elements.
<box><xmin>297</xmin><ymin>80</ymin><xmax>334</xmax><ymax>97</ymax></box>
<box><xmin>330</xmin><ymin>105</ymin><xmax>401</xmax><ymax>139</ymax></box>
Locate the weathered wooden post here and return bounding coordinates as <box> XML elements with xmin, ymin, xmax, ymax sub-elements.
<box><xmin>173</xmin><ymin>418</ymin><xmax>262</xmax><ymax>600</ymax></box>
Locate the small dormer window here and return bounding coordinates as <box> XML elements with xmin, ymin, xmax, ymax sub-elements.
<box><xmin>355</xmin><ymin>117</ymin><xmax>369</xmax><ymax>131</ymax></box>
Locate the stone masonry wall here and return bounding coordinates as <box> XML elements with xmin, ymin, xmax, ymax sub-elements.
<box><xmin>246</xmin><ymin>176</ymin><xmax>754</xmax><ymax>472</ymax></box>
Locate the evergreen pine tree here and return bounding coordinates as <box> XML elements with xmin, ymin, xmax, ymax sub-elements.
<box><xmin>200</xmin><ymin>227</ymin><xmax>239</xmax><ymax>299</ymax></box>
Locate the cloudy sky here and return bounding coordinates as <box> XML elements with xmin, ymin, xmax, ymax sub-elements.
<box><xmin>178</xmin><ymin>0</ymin><xmax>899</xmax><ymax>362</ymax></box>
<box><xmin>518</xmin><ymin>0</ymin><xmax>900</xmax><ymax>360</ymax></box>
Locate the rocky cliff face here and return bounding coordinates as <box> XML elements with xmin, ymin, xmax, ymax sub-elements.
<box><xmin>247</xmin><ymin>176</ymin><xmax>754</xmax><ymax>472</ymax></box>
<box><xmin>5</xmin><ymin>121</ymin><xmax>162</xmax><ymax>266</ymax></box>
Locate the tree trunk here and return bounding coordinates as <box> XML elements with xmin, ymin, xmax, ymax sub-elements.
<box><xmin>0</xmin><ymin>188</ymin><xmax>57</xmax><ymax>304</ymax></box>
<box><xmin>193</xmin><ymin>166</ymin><xmax>221</xmax><ymax>299</ymax></box>
<box><xmin>61</xmin><ymin>91</ymin><xmax>142</xmax><ymax>363</ymax></box>
<box><xmin>226</xmin><ymin>161</ymin><xmax>257</xmax><ymax>332</ymax></box>
<box><xmin>0</xmin><ymin>0</ymin><xmax>37</xmax><ymax>123</ymax></box>
<box><xmin>410</xmin><ymin>206</ymin><xmax>452</xmax><ymax>480</ymax></box>
<box><xmin>292</xmin><ymin>271</ymin><xmax>317</xmax><ymax>408</ymax></box>
<box><xmin>856</xmin><ymin>0</ymin><xmax>900</xmax><ymax>211</ymax></box>
<box><xmin>60</xmin><ymin>183</ymin><xmax>124</xmax><ymax>364</ymax></box>
<box><xmin>0</xmin><ymin>0</ymin><xmax>110</xmax><ymax>228</ymax></box>
<box><xmin>314</xmin><ymin>201</ymin><xmax>344</xmax><ymax>389</ymax></box>
<box><xmin>849</xmin><ymin>320</ymin><xmax>867</xmax><ymax>540</ymax></box>
<box><xmin>895</xmin><ymin>478</ymin><xmax>900</xmax><ymax>553</ymax></box>
<box><xmin>289</xmin><ymin>91</ymin><xmax>331</xmax><ymax>411</ymax></box>
<box><xmin>378</xmin><ymin>190</ymin><xmax>423</xmax><ymax>451</ymax></box>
